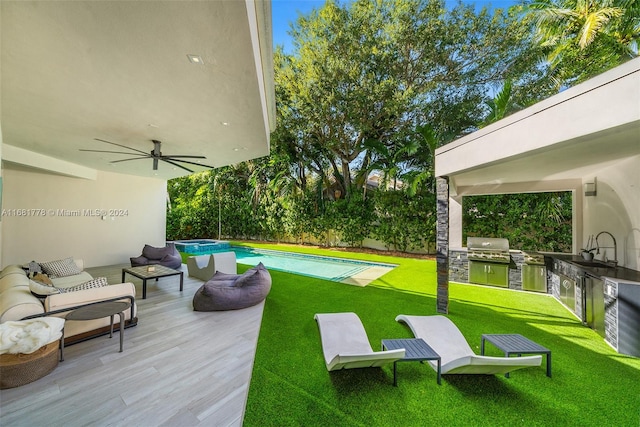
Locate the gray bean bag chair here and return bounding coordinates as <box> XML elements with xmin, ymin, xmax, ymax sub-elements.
<box><xmin>130</xmin><ymin>243</ymin><xmax>182</xmax><ymax>270</ymax></box>
<box><xmin>193</xmin><ymin>263</ymin><xmax>271</xmax><ymax>311</ymax></box>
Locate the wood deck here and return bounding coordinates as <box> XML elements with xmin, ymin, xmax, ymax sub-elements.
<box><xmin>0</xmin><ymin>264</ymin><xmax>264</xmax><ymax>426</ymax></box>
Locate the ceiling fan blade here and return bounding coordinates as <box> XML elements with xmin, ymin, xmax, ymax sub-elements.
<box><xmin>79</xmin><ymin>149</ymin><xmax>144</xmax><ymax>155</ymax></box>
<box><xmin>110</xmin><ymin>156</ymin><xmax>150</xmax><ymax>164</ymax></box>
<box><xmin>162</xmin><ymin>158</ymin><xmax>194</xmax><ymax>173</ymax></box>
<box><xmin>166</xmin><ymin>158</ymin><xmax>216</xmax><ymax>169</ymax></box>
<box><xmin>94</xmin><ymin>138</ymin><xmax>150</xmax><ymax>156</ymax></box>
<box><xmin>159</xmin><ymin>155</ymin><xmax>207</xmax><ymax>159</ymax></box>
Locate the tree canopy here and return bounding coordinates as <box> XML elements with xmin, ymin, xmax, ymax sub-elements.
<box><xmin>167</xmin><ymin>0</ymin><xmax>634</xmax><ymax>253</ymax></box>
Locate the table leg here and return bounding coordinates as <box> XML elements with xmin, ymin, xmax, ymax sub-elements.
<box><xmin>179</xmin><ymin>271</ymin><xmax>184</xmax><ymax>292</ymax></box>
<box><xmin>505</xmin><ymin>351</ymin><xmax>511</xmax><ymax>378</ymax></box>
<box><xmin>118</xmin><ymin>312</ymin><xmax>125</xmax><ymax>352</ymax></box>
<box><xmin>436</xmin><ymin>360</ymin><xmax>441</xmax><ymax>385</ymax></box>
<box><xmin>109</xmin><ymin>314</ymin><xmax>114</xmax><ymax>338</ymax></box>
<box><xmin>480</xmin><ymin>337</ymin><xmax>486</xmax><ymax>355</ymax></box>
<box><xmin>60</xmin><ymin>328</ymin><xmax>65</xmax><ymax>362</ymax></box>
<box><xmin>546</xmin><ymin>353</ymin><xmax>552</xmax><ymax>377</ymax></box>
<box><xmin>142</xmin><ymin>279</ymin><xmax>147</xmax><ymax>299</ymax></box>
<box><xmin>122</xmin><ymin>270</ymin><xmax>126</xmax><ymax>283</ymax></box>
<box><xmin>393</xmin><ymin>361</ymin><xmax>398</xmax><ymax>387</ymax></box>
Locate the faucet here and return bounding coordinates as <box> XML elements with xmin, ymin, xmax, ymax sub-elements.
<box><xmin>595</xmin><ymin>231</ymin><xmax>617</xmax><ymax>267</ymax></box>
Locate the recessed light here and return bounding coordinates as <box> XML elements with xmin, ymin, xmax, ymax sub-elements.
<box><xmin>187</xmin><ymin>54</ymin><xmax>204</xmax><ymax>64</ymax></box>
<box><xmin>221</xmin><ymin>121</ymin><xmax>229</xmax><ymax>126</ymax></box>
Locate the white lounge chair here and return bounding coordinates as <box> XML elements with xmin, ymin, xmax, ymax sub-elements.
<box><xmin>314</xmin><ymin>312</ymin><xmax>405</xmax><ymax>371</ymax></box>
<box><xmin>395</xmin><ymin>315</ymin><xmax>542</xmax><ymax>375</ymax></box>
<box><xmin>186</xmin><ymin>251</ymin><xmax>237</xmax><ymax>281</ymax></box>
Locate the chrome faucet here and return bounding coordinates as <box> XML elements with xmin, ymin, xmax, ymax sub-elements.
<box><xmin>595</xmin><ymin>231</ymin><xmax>617</xmax><ymax>267</ymax></box>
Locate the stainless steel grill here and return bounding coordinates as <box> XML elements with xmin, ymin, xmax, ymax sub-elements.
<box><xmin>467</xmin><ymin>237</ymin><xmax>510</xmax><ymax>287</ymax></box>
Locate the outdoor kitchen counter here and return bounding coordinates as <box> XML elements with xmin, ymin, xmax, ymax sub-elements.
<box><xmin>543</xmin><ymin>254</ymin><xmax>640</xmax><ymax>284</ymax></box>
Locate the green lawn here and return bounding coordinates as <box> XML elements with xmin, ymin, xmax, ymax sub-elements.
<box><xmin>237</xmin><ymin>242</ymin><xmax>640</xmax><ymax>426</ymax></box>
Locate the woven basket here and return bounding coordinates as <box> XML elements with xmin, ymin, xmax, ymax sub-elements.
<box><xmin>0</xmin><ymin>342</ymin><xmax>59</xmax><ymax>389</ymax></box>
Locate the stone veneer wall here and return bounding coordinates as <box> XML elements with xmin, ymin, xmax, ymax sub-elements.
<box><xmin>436</xmin><ymin>177</ymin><xmax>449</xmax><ymax>314</ymax></box>
<box><xmin>604</xmin><ymin>279</ymin><xmax>618</xmax><ymax>351</ymax></box>
<box><xmin>449</xmin><ymin>249</ymin><xmax>468</xmax><ymax>283</ymax></box>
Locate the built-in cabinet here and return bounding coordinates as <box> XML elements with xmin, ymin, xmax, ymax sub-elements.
<box><xmin>469</xmin><ymin>261</ymin><xmax>509</xmax><ymax>287</ymax></box>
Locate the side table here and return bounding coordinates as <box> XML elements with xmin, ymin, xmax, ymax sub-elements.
<box><xmin>481</xmin><ymin>333</ymin><xmax>551</xmax><ymax>378</ymax></box>
<box><xmin>382</xmin><ymin>338</ymin><xmax>441</xmax><ymax>386</ymax></box>
<box><xmin>62</xmin><ymin>301</ymin><xmax>131</xmax><ymax>361</ymax></box>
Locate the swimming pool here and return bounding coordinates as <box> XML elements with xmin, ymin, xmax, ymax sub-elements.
<box><xmin>231</xmin><ymin>247</ymin><xmax>396</xmax><ymax>285</ymax></box>
<box><xmin>171</xmin><ymin>239</ymin><xmax>230</xmax><ymax>253</ymax></box>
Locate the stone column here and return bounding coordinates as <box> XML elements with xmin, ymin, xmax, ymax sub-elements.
<box><xmin>436</xmin><ymin>177</ymin><xmax>449</xmax><ymax>314</ymax></box>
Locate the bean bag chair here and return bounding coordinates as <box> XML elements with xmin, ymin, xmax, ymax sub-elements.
<box><xmin>130</xmin><ymin>243</ymin><xmax>182</xmax><ymax>270</ymax></box>
<box><xmin>193</xmin><ymin>263</ymin><xmax>271</xmax><ymax>311</ymax></box>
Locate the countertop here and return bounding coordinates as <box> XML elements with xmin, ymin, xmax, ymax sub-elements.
<box><xmin>544</xmin><ymin>253</ymin><xmax>640</xmax><ymax>284</ymax></box>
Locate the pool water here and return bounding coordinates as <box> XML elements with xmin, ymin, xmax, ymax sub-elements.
<box><xmin>231</xmin><ymin>247</ymin><xmax>396</xmax><ymax>283</ymax></box>
<box><xmin>172</xmin><ymin>239</ymin><xmax>230</xmax><ymax>253</ymax></box>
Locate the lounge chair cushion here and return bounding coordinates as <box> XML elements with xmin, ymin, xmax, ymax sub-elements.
<box><xmin>314</xmin><ymin>312</ymin><xmax>405</xmax><ymax>371</ymax></box>
<box><xmin>396</xmin><ymin>315</ymin><xmax>541</xmax><ymax>375</ymax></box>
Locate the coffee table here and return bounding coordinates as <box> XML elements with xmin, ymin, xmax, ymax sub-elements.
<box><xmin>382</xmin><ymin>338</ymin><xmax>441</xmax><ymax>386</ymax></box>
<box><xmin>481</xmin><ymin>333</ymin><xmax>551</xmax><ymax>377</ymax></box>
<box><xmin>122</xmin><ymin>265</ymin><xmax>184</xmax><ymax>299</ymax></box>
<box><xmin>62</xmin><ymin>301</ymin><xmax>131</xmax><ymax>361</ymax></box>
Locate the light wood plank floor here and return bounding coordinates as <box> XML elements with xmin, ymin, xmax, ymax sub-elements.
<box><xmin>0</xmin><ymin>264</ymin><xmax>264</xmax><ymax>427</ymax></box>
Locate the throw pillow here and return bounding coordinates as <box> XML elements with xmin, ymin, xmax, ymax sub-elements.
<box><xmin>27</xmin><ymin>260</ymin><xmax>43</xmax><ymax>275</ymax></box>
<box><xmin>32</xmin><ymin>272</ymin><xmax>53</xmax><ymax>285</ymax></box>
<box><xmin>39</xmin><ymin>257</ymin><xmax>82</xmax><ymax>278</ymax></box>
<box><xmin>58</xmin><ymin>277</ymin><xmax>108</xmax><ymax>293</ymax></box>
<box><xmin>29</xmin><ymin>280</ymin><xmax>61</xmax><ymax>297</ymax></box>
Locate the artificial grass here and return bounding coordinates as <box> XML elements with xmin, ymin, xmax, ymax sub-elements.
<box><xmin>241</xmin><ymin>243</ymin><xmax>640</xmax><ymax>426</ymax></box>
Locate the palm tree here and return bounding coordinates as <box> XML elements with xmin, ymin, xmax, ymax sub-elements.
<box><xmin>528</xmin><ymin>0</ymin><xmax>638</xmax><ymax>84</ymax></box>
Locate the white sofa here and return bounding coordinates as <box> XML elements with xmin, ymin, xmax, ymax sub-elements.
<box><xmin>0</xmin><ymin>261</ymin><xmax>137</xmax><ymax>345</ymax></box>
<box><xmin>187</xmin><ymin>251</ymin><xmax>237</xmax><ymax>281</ymax></box>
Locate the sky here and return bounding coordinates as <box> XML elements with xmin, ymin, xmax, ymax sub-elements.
<box><xmin>271</xmin><ymin>0</ymin><xmax>521</xmax><ymax>53</ymax></box>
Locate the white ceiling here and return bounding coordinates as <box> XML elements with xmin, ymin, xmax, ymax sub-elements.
<box><xmin>1</xmin><ymin>0</ymin><xmax>275</xmax><ymax>180</ymax></box>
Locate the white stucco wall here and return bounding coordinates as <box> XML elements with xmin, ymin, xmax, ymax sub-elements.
<box><xmin>583</xmin><ymin>155</ymin><xmax>640</xmax><ymax>270</ymax></box>
<box><xmin>1</xmin><ymin>167</ymin><xmax>167</xmax><ymax>268</ymax></box>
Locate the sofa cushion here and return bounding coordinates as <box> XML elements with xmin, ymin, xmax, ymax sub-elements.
<box><xmin>29</xmin><ymin>280</ymin><xmax>61</xmax><ymax>297</ymax></box>
<box><xmin>59</xmin><ymin>277</ymin><xmax>108</xmax><ymax>293</ymax></box>
<box><xmin>50</xmin><ymin>271</ymin><xmax>94</xmax><ymax>289</ymax></box>
<box><xmin>0</xmin><ymin>265</ymin><xmax>27</xmax><ymax>280</ymax></box>
<box><xmin>0</xmin><ymin>287</ymin><xmax>45</xmax><ymax>323</ymax></box>
<box><xmin>39</xmin><ymin>257</ymin><xmax>82</xmax><ymax>278</ymax></box>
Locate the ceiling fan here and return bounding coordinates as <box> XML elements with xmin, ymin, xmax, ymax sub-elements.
<box><xmin>80</xmin><ymin>138</ymin><xmax>215</xmax><ymax>173</ymax></box>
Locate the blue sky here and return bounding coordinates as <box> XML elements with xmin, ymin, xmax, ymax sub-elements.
<box><xmin>272</xmin><ymin>0</ymin><xmax>521</xmax><ymax>52</ymax></box>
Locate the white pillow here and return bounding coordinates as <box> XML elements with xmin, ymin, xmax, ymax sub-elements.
<box><xmin>29</xmin><ymin>280</ymin><xmax>61</xmax><ymax>297</ymax></box>
<box><xmin>39</xmin><ymin>257</ymin><xmax>82</xmax><ymax>278</ymax></box>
